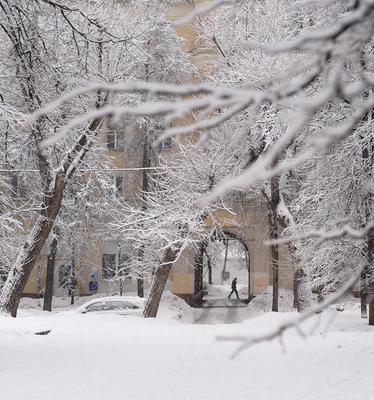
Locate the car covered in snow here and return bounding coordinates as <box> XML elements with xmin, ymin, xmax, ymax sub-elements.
<box><xmin>76</xmin><ymin>296</ymin><xmax>146</xmax><ymax>316</ymax></box>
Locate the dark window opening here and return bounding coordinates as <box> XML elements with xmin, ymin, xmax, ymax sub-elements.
<box><xmin>155</xmin><ymin>173</ymin><xmax>168</xmax><ymax>192</ymax></box>
<box><xmin>107</xmin><ymin>125</ymin><xmax>125</xmax><ymax>149</ymax></box>
<box><xmin>11</xmin><ymin>173</ymin><xmax>26</xmax><ymax>198</ymax></box>
<box><xmin>115</xmin><ymin>175</ymin><xmax>123</xmax><ymax>198</ymax></box>
<box><xmin>102</xmin><ymin>253</ymin><xmax>116</xmax><ymax>279</ymax></box>
<box><xmin>160</xmin><ymin>137</ymin><xmax>172</xmax><ymax>150</ymax></box>
<box><xmin>59</xmin><ymin>264</ymin><xmax>72</xmax><ymax>288</ymax></box>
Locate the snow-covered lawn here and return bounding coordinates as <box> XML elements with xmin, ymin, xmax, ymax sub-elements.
<box><xmin>1</xmin><ymin>294</ymin><xmax>373</xmax><ymax>400</ymax></box>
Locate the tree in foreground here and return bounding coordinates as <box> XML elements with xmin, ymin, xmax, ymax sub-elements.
<box><xmin>112</xmin><ymin>133</ymin><xmax>246</xmax><ymax>317</ymax></box>
<box><xmin>0</xmin><ymin>0</ymin><xmax>187</xmax><ymax>316</ymax></box>
<box><xmin>31</xmin><ymin>0</ymin><xmax>374</xmax><ymax>337</ymax></box>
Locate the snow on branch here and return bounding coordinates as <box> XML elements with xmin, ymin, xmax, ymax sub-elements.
<box><xmin>26</xmin><ymin>0</ymin><xmax>374</xmax><ymax>210</ymax></box>
<box><xmin>244</xmin><ymin>0</ymin><xmax>374</xmax><ymax>53</ymax></box>
<box><xmin>204</xmin><ymin>90</ymin><xmax>374</xmax><ymax>204</ymax></box>
<box><xmin>266</xmin><ymin>221</ymin><xmax>374</xmax><ymax>246</ymax></box>
<box><xmin>173</xmin><ymin>0</ymin><xmax>234</xmax><ymax>27</ymax></box>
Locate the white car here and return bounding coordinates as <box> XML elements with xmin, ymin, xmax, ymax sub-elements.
<box><xmin>77</xmin><ymin>296</ymin><xmax>146</xmax><ymax>316</ymax></box>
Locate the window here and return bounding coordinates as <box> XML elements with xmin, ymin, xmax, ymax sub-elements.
<box><xmin>102</xmin><ymin>253</ymin><xmax>116</xmax><ymax>279</ymax></box>
<box><xmin>154</xmin><ymin>172</ymin><xmax>167</xmax><ymax>192</ymax></box>
<box><xmin>115</xmin><ymin>174</ymin><xmax>123</xmax><ymax>198</ymax></box>
<box><xmin>118</xmin><ymin>251</ymin><xmax>130</xmax><ymax>277</ymax></box>
<box><xmin>85</xmin><ymin>302</ymin><xmax>106</xmax><ymax>312</ymax></box>
<box><xmin>105</xmin><ymin>301</ymin><xmax>138</xmax><ymax>310</ymax></box>
<box><xmin>84</xmin><ymin>300</ymin><xmax>139</xmax><ymax>313</ymax></box>
<box><xmin>232</xmin><ymin>189</ymin><xmax>246</xmax><ymax>202</ymax></box>
<box><xmin>58</xmin><ymin>264</ymin><xmax>72</xmax><ymax>288</ymax></box>
<box><xmin>11</xmin><ymin>173</ymin><xmax>26</xmax><ymax>198</ymax></box>
<box><xmin>108</xmin><ymin>172</ymin><xmax>123</xmax><ymax>199</ymax></box>
<box><xmin>160</xmin><ymin>137</ymin><xmax>172</xmax><ymax>150</ymax></box>
<box><xmin>101</xmin><ymin>240</ymin><xmax>132</xmax><ymax>280</ymax></box>
<box><xmin>107</xmin><ymin>124</ymin><xmax>125</xmax><ymax>149</ymax></box>
<box><xmin>154</xmin><ymin>122</ymin><xmax>171</xmax><ymax>151</ymax></box>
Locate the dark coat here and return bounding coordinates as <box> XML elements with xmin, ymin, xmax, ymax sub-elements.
<box><xmin>231</xmin><ymin>278</ymin><xmax>237</xmax><ymax>290</ymax></box>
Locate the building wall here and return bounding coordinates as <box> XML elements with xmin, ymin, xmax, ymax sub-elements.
<box><xmin>171</xmin><ymin>197</ymin><xmax>294</xmax><ymax>301</ymax></box>
<box><xmin>21</xmin><ymin>0</ymin><xmax>294</xmax><ymax>302</ymax></box>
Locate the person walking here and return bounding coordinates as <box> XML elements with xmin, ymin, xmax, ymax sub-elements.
<box><xmin>228</xmin><ymin>277</ymin><xmax>239</xmax><ymax>299</ymax></box>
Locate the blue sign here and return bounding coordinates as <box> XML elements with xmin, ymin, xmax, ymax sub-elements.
<box><xmin>89</xmin><ymin>281</ymin><xmax>98</xmax><ymax>291</ymax></box>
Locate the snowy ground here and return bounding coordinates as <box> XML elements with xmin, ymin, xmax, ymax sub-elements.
<box><xmin>1</xmin><ymin>291</ymin><xmax>373</xmax><ymax>400</ymax></box>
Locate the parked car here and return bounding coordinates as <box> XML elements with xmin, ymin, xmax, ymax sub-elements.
<box><xmin>76</xmin><ymin>296</ymin><xmax>146</xmax><ymax>316</ymax></box>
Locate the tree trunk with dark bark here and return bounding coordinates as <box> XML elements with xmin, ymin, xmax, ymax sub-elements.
<box><xmin>270</xmin><ymin>173</ymin><xmax>280</xmax><ymax>312</ymax></box>
<box><xmin>137</xmin><ymin>276</ymin><xmax>144</xmax><ymax>298</ymax></box>
<box><xmin>293</xmin><ymin>268</ymin><xmax>304</xmax><ymax>312</ymax></box>
<box><xmin>271</xmin><ymin>232</ymin><xmax>279</xmax><ymax>312</ymax></box>
<box><xmin>367</xmin><ymin>230</ymin><xmax>374</xmax><ymax>325</ymax></box>
<box><xmin>221</xmin><ymin>238</ymin><xmax>229</xmax><ymax>285</ymax></box>
<box><xmin>205</xmin><ymin>250</ymin><xmax>213</xmax><ymax>285</ymax></box>
<box><xmin>361</xmin><ymin>266</ymin><xmax>368</xmax><ymax>318</ymax></box>
<box><xmin>137</xmin><ymin>121</ymin><xmax>151</xmax><ymax>298</ymax></box>
<box><xmin>43</xmin><ymin>225</ymin><xmax>60</xmax><ymax>311</ymax></box>
<box><xmin>369</xmin><ymin>298</ymin><xmax>374</xmax><ymax>325</ymax></box>
<box><xmin>194</xmin><ymin>241</ymin><xmax>207</xmax><ymax>306</ymax></box>
<box><xmin>0</xmin><ymin>173</ymin><xmax>65</xmax><ymax>317</ymax></box>
<box><xmin>119</xmin><ymin>278</ymin><xmax>125</xmax><ymax>296</ymax></box>
<box><xmin>0</xmin><ymin>85</ymin><xmax>103</xmax><ymax>317</ymax></box>
<box><xmin>70</xmin><ymin>255</ymin><xmax>76</xmax><ymax>306</ymax></box>
<box><xmin>137</xmin><ymin>245</ymin><xmax>145</xmax><ymax>298</ymax></box>
<box><xmin>143</xmin><ymin>248</ymin><xmax>177</xmax><ymax>318</ymax></box>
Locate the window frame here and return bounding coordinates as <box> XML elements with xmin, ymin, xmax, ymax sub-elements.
<box><xmin>107</xmin><ymin>124</ymin><xmax>125</xmax><ymax>150</ymax></box>
<box><xmin>160</xmin><ymin>137</ymin><xmax>172</xmax><ymax>150</ymax></box>
<box><xmin>114</xmin><ymin>174</ymin><xmax>123</xmax><ymax>198</ymax></box>
<box><xmin>58</xmin><ymin>264</ymin><xmax>72</xmax><ymax>288</ymax></box>
<box><xmin>10</xmin><ymin>173</ymin><xmax>26</xmax><ymax>199</ymax></box>
<box><xmin>102</xmin><ymin>253</ymin><xmax>117</xmax><ymax>280</ymax></box>
<box><xmin>101</xmin><ymin>240</ymin><xmax>132</xmax><ymax>280</ymax></box>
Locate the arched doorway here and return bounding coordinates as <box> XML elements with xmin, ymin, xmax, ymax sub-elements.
<box><xmin>194</xmin><ymin>231</ymin><xmax>250</xmax><ymax>307</ymax></box>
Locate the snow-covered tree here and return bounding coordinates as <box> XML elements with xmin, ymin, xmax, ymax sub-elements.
<box><xmin>0</xmin><ymin>0</ymin><xmax>192</xmax><ymax>316</ymax></box>
<box><xmin>195</xmin><ymin>0</ymin><xmax>320</xmax><ymax>311</ymax></box>
<box><xmin>18</xmin><ymin>0</ymin><xmax>374</xmax><ymax>337</ymax></box>
<box><xmin>112</xmin><ymin>131</ymin><xmax>248</xmax><ymax>317</ymax></box>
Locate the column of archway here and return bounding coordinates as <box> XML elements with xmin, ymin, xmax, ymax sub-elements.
<box><xmin>193</xmin><ymin>230</ymin><xmax>251</xmax><ymax>304</ymax></box>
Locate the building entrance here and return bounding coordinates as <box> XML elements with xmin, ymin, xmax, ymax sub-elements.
<box><xmin>194</xmin><ymin>231</ymin><xmax>250</xmax><ymax>307</ymax></box>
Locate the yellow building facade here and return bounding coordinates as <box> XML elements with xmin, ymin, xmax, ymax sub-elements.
<box><xmin>22</xmin><ymin>1</ymin><xmax>293</xmax><ymax>304</ymax></box>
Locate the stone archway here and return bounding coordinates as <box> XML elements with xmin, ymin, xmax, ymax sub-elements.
<box><xmin>194</xmin><ymin>230</ymin><xmax>251</xmax><ymax>307</ymax></box>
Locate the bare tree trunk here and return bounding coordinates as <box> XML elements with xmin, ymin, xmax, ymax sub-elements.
<box><xmin>194</xmin><ymin>241</ymin><xmax>207</xmax><ymax>306</ymax></box>
<box><xmin>221</xmin><ymin>238</ymin><xmax>229</xmax><ymax>285</ymax></box>
<box><xmin>368</xmin><ymin>230</ymin><xmax>374</xmax><ymax>325</ymax></box>
<box><xmin>70</xmin><ymin>256</ymin><xmax>76</xmax><ymax>306</ymax></box>
<box><xmin>43</xmin><ymin>226</ymin><xmax>60</xmax><ymax>311</ymax></box>
<box><xmin>143</xmin><ymin>248</ymin><xmax>177</xmax><ymax>318</ymax></box>
<box><xmin>270</xmin><ymin>173</ymin><xmax>280</xmax><ymax>312</ymax></box>
<box><xmin>368</xmin><ymin>290</ymin><xmax>374</xmax><ymax>325</ymax></box>
<box><xmin>205</xmin><ymin>251</ymin><xmax>213</xmax><ymax>285</ymax></box>
<box><xmin>137</xmin><ymin>245</ymin><xmax>145</xmax><ymax>298</ymax></box>
<box><xmin>137</xmin><ymin>118</ymin><xmax>151</xmax><ymax>298</ymax></box>
<box><xmin>361</xmin><ymin>266</ymin><xmax>368</xmax><ymax>318</ymax></box>
<box><xmin>137</xmin><ymin>276</ymin><xmax>144</xmax><ymax>298</ymax></box>
<box><xmin>271</xmin><ymin>232</ymin><xmax>279</xmax><ymax>312</ymax></box>
<box><xmin>0</xmin><ymin>174</ymin><xmax>65</xmax><ymax>317</ymax></box>
<box><xmin>369</xmin><ymin>302</ymin><xmax>374</xmax><ymax>325</ymax></box>
<box><xmin>0</xmin><ymin>79</ymin><xmax>103</xmax><ymax>317</ymax></box>
<box><xmin>293</xmin><ymin>268</ymin><xmax>304</xmax><ymax>311</ymax></box>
